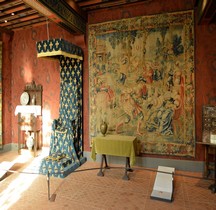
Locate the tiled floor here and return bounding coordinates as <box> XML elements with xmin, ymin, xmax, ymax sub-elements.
<box><xmin>0</xmin><ymin>150</ymin><xmax>216</xmax><ymax>210</ymax></box>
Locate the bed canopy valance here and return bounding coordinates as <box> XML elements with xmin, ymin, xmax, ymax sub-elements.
<box><xmin>36</xmin><ymin>38</ymin><xmax>83</xmax><ymax>60</ymax></box>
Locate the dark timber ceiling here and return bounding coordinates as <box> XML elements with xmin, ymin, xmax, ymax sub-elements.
<box><xmin>0</xmin><ymin>0</ymin><xmax>47</xmax><ymax>33</ymax></box>
<box><xmin>0</xmin><ymin>0</ymin><xmax>215</xmax><ymax>35</ymax></box>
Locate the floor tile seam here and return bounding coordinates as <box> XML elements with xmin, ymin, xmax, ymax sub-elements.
<box><xmin>114</xmin><ymin>184</ymin><xmax>151</xmax><ymax>194</ymax></box>
<box><xmin>114</xmin><ymin>184</ymin><xmax>151</xmax><ymax>190</ymax></box>
<box><xmin>60</xmin><ymin>177</ymin><xmax>90</xmax><ymax>185</ymax></box>
<box><xmin>88</xmin><ymin>184</ymin><xmax>120</xmax><ymax>190</ymax></box>
<box><xmin>85</xmin><ymin>176</ymin><xmax>121</xmax><ymax>184</ymax></box>
<box><xmin>172</xmin><ymin>191</ymin><xmax>187</xmax><ymax>200</ymax></box>
<box><xmin>62</xmin><ymin>179</ymin><xmax>118</xmax><ymax>189</ymax></box>
<box><xmin>182</xmin><ymin>185</ymin><xmax>215</xmax><ymax>194</ymax></box>
<box><xmin>56</xmin><ymin>201</ymin><xmax>105</xmax><ymax>210</ymax></box>
<box><xmin>130</xmin><ymin>175</ymin><xmax>152</xmax><ymax>178</ymax></box>
<box><xmin>57</xmin><ymin>192</ymin><xmax>110</xmax><ymax>206</ymax></box>
<box><xmin>20</xmin><ymin>189</ymin><xmax>49</xmax><ymax>196</ymax></box>
<box><xmin>84</xmin><ymin>184</ymin><xmax>119</xmax><ymax>193</ymax></box>
<box><xmin>184</xmin><ymin>199</ymin><xmax>216</xmax><ymax>205</ymax></box>
<box><xmin>54</xmin><ymin>192</ymin><xmax>83</xmax><ymax>200</ymax></box>
<box><xmin>119</xmin><ymin>179</ymin><xmax>152</xmax><ymax>186</ymax></box>
<box><xmin>181</xmin><ymin>193</ymin><xmax>215</xmax><ymax>202</ymax></box>
<box><xmin>61</xmin><ymin>179</ymin><xmax>119</xmax><ymax>188</ymax></box>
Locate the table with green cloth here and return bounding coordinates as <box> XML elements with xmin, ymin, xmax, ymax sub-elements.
<box><xmin>91</xmin><ymin>135</ymin><xmax>137</xmax><ymax>180</ymax></box>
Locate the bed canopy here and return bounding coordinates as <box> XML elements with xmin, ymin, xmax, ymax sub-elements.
<box><xmin>37</xmin><ymin>38</ymin><xmax>86</xmax><ymax>178</ymax></box>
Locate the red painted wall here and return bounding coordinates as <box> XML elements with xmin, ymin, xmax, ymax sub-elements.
<box><xmin>2</xmin><ymin>22</ymin><xmax>86</xmax><ymax>146</ymax></box>
<box><xmin>2</xmin><ymin>0</ymin><xmax>216</xmax><ymax>162</ymax></box>
<box><xmin>2</xmin><ymin>33</ymin><xmax>13</xmax><ymax>146</ymax></box>
<box><xmin>195</xmin><ymin>22</ymin><xmax>216</xmax><ymax>160</ymax></box>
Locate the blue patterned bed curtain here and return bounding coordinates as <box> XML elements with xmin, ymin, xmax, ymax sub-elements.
<box><xmin>37</xmin><ymin>39</ymin><xmax>86</xmax><ymax>178</ymax></box>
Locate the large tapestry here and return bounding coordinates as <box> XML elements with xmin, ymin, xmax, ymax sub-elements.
<box><xmin>88</xmin><ymin>11</ymin><xmax>195</xmax><ymax>157</ymax></box>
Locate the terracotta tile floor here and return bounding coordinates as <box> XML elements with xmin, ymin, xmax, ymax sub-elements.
<box><xmin>0</xmin><ymin>150</ymin><xmax>216</xmax><ymax>210</ymax></box>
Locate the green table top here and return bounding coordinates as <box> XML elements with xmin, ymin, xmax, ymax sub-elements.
<box><xmin>91</xmin><ymin>135</ymin><xmax>137</xmax><ymax>165</ymax></box>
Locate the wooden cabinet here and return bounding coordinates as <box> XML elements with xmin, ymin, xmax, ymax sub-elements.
<box><xmin>198</xmin><ymin>143</ymin><xmax>216</xmax><ymax>193</ymax></box>
<box><xmin>15</xmin><ymin>81</ymin><xmax>43</xmax><ymax>157</ymax></box>
<box><xmin>197</xmin><ymin>105</ymin><xmax>216</xmax><ymax>193</ymax></box>
<box><xmin>202</xmin><ymin>106</ymin><xmax>216</xmax><ymax>144</ymax></box>
<box><xmin>202</xmin><ymin>106</ymin><xmax>216</xmax><ymax>178</ymax></box>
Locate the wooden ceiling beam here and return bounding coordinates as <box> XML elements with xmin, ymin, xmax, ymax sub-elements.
<box><xmin>23</xmin><ymin>0</ymin><xmax>87</xmax><ymax>34</ymax></box>
<box><xmin>0</xmin><ymin>0</ymin><xmax>22</xmax><ymax>8</ymax></box>
<box><xmin>6</xmin><ymin>16</ymin><xmax>46</xmax><ymax>30</ymax></box>
<box><xmin>76</xmin><ymin>0</ymin><xmax>150</xmax><ymax>11</ymax></box>
<box><xmin>0</xmin><ymin>25</ymin><xmax>14</xmax><ymax>35</ymax></box>
<box><xmin>63</xmin><ymin>0</ymin><xmax>87</xmax><ymax>20</ymax></box>
<box><xmin>0</xmin><ymin>13</ymin><xmax>43</xmax><ymax>27</ymax></box>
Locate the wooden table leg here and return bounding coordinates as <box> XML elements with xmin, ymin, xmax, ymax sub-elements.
<box><xmin>205</xmin><ymin>145</ymin><xmax>211</xmax><ymax>178</ymax></box>
<box><xmin>104</xmin><ymin>155</ymin><xmax>110</xmax><ymax>169</ymax></box>
<box><xmin>97</xmin><ymin>154</ymin><xmax>110</xmax><ymax>176</ymax></box>
<box><xmin>122</xmin><ymin>157</ymin><xmax>132</xmax><ymax>180</ymax></box>
<box><xmin>208</xmin><ymin>147</ymin><xmax>216</xmax><ymax>193</ymax></box>
<box><xmin>126</xmin><ymin>157</ymin><xmax>133</xmax><ymax>172</ymax></box>
<box><xmin>97</xmin><ymin>154</ymin><xmax>105</xmax><ymax>176</ymax></box>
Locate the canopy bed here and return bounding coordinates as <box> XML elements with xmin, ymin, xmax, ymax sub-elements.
<box><xmin>37</xmin><ymin>38</ymin><xmax>86</xmax><ymax>178</ymax></box>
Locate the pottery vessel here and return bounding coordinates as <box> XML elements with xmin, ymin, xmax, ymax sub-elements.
<box><xmin>100</xmin><ymin>121</ymin><xmax>108</xmax><ymax>136</ymax></box>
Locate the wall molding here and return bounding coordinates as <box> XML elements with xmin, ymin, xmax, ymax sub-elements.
<box><xmin>0</xmin><ymin>147</ymin><xmax>205</xmax><ymax>173</ymax></box>
<box><xmin>84</xmin><ymin>151</ymin><xmax>204</xmax><ymax>173</ymax></box>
